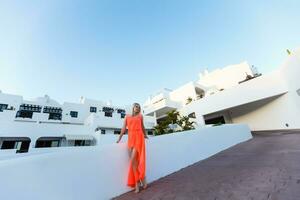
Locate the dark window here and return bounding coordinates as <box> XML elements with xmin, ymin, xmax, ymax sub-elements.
<box><xmin>102</xmin><ymin>107</ymin><xmax>114</xmax><ymax>117</ymax></box>
<box><xmin>16</xmin><ymin>104</ymin><xmax>43</xmax><ymax>119</ymax></box>
<box><xmin>121</xmin><ymin>113</ymin><xmax>126</xmax><ymax>118</ymax></box>
<box><xmin>117</xmin><ymin>109</ymin><xmax>126</xmax><ymax>114</ymax></box>
<box><xmin>188</xmin><ymin>112</ymin><xmax>196</xmax><ymax>119</ymax></box>
<box><xmin>15</xmin><ymin>110</ymin><xmax>33</xmax><ymax>119</ymax></box>
<box><xmin>205</xmin><ymin>116</ymin><xmax>225</xmax><ymax>125</ymax></box>
<box><xmin>104</xmin><ymin>112</ymin><xmax>112</xmax><ymax>117</ymax></box>
<box><xmin>102</xmin><ymin>107</ymin><xmax>114</xmax><ymax>112</ymax></box>
<box><xmin>1</xmin><ymin>138</ymin><xmax>31</xmax><ymax>153</ymax></box>
<box><xmin>1</xmin><ymin>141</ymin><xmax>18</xmax><ymax>149</ymax></box>
<box><xmin>114</xmin><ymin>130</ymin><xmax>121</xmax><ymax>135</ymax></box>
<box><xmin>0</xmin><ymin>104</ymin><xmax>8</xmax><ymax>112</ymax></box>
<box><xmin>101</xmin><ymin>130</ymin><xmax>106</xmax><ymax>134</ymax></box>
<box><xmin>70</xmin><ymin>111</ymin><xmax>78</xmax><ymax>118</ymax></box>
<box><xmin>43</xmin><ymin>106</ymin><xmax>62</xmax><ymax>114</ymax></box>
<box><xmin>36</xmin><ymin>139</ymin><xmax>61</xmax><ymax>148</ymax></box>
<box><xmin>20</xmin><ymin>104</ymin><xmax>42</xmax><ymax>113</ymax></box>
<box><xmin>16</xmin><ymin>141</ymin><xmax>30</xmax><ymax>153</ymax></box>
<box><xmin>74</xmin><ymin>140</ymin><xmax>85</xmax><ymax>146</ymax></box>
<box><xmin>49</xmin><ymin>113</ymin><xmax>62</xmax><ymax>120</ymax></box>
<box><xmin>43</xmin><ymin>106</ymin><xmax>62</xmax><ymax>120</ymax></box>
<box><xmin>90</xmin><ymin>107</ymin><xmax>97</xmax><ymax>113</ymax></box>
<box><xmin>148</xmin><ymin>131</ymin><xmax>153</xmax><ymax>135</ymax></box>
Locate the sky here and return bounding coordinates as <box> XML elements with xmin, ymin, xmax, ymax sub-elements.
<box><xmin>1</xmin><ymin>0</ymin><xmax>300</xmax><ymax>106</ymax></box>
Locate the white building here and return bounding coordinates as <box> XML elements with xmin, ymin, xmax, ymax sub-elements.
<box><xmin>0</xmin><ymin>93</ymin><xmax>156</xmax><ymax>153</ymax></box>
<box><xmin>144</xmin><ymin>49</ymin><xmax>300</xmax><ymax>131</ymax></box>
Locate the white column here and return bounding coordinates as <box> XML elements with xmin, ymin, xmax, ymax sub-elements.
<box><xmin>154</xmin><ymin>111</ymin><xmax>157</xmax><ymax>126</ymax></box>
<box><xmin>195</xmin><ymin>113</ymin><xmax>205</xmax><ymax>128</ymax></box>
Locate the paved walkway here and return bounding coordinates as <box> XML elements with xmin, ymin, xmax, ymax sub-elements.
<box><xmin>113</xmin><ymin>131</ymin><xmax>300</xmax><ymax>200</ymax></box>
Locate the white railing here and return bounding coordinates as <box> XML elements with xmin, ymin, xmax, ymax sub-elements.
<box><xmin>144</xmin><ymin>99</ymin><xmax>180</xmax><ymax>115</ymax></box>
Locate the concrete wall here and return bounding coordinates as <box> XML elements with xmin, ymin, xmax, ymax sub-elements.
<box><xmin>197</xmin><ymin>61</ymin><xmax>254</xmax><ymax>89</ymax></box>
<box><xmin>230</xmin><ymin>94</ymin><xmax>299</xmax><ymax>130</ymax></box>
<box><xmin>228</xmin><ymin>51</ymin><xmax>300</xmax><ymax>131</ymax></box>
<box><xmin>0</xmin><ymin>124</ymin><xmax>252</xmax><ymax>200</ymax></box>
<box><xmin>169</xmin><ymin>82</ymin><xmax>197</xmax><ymax>104</ymax></box>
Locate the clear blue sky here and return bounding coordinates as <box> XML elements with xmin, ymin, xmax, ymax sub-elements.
<box><xmin>1</xmin><ymin>0</ymin><xmax>300</xmax><ymax>106</ymax></box>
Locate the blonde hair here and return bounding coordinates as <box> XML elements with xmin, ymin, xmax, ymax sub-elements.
<box><xmin>132</xmin><ymin>103</ymin><xmax>141</xmax><ymax>116</ymax></box>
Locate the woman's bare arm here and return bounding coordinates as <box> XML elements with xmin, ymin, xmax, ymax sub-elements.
<box><xmin>117</xmin><ymin>116</ymin><xmax>127</xmax><ymax>143</ymax></box>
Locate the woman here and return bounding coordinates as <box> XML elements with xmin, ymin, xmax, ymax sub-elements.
<box><xmin>116</xmin><ymin>103</ymin><xmax>148</xmax><ymax>193</ymax></box>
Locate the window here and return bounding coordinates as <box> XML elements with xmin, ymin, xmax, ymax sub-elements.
<box><xmin>35</xmin><ymin>137</ymin><xmax>62</xmax><ymax>148</ymax></box>
<box><xmin>102</xmin><ymin>107</ymin><xmax>114</xmax><ymax>112</ymax></box>
<box><xmin>1</xmin><ymin>141</ymin><xmax>20</xmax><ymax>149</ymax></box>
<box><xmin>20</xmin><ymin>104</ymin><xmax>42</xmax><ymax>112</ymax></box>
<box><xmin>205</xmin><ymin>116</ymin><xmax>225</xmax><ymax>125</ymax></box>
<box><xmin>48</xmin><ymin>113</ymin><xmax>62</xmax><ymax>120</ymax></box>
<box><xmin>148</xmin><ymin>131</ymin><xmax>153</xmax><ymax>135</ymax></box>
<box><xmin>43</xmin><ymin>106</ymin><xmax>62</xmax><ymax>120</ymax></box>
<box><xmin>15</xmin><ymin>110</ymin><xmax>33</xmax><ymax>119</ymax></box>
<box><xmin>15</xmin><ymin>104</ymin><xmax>42</xmax><ymax>119</ymax></box>
<box><xmin>114</xmin><ymin>130</ymin><xmax>121</xmax><ymax>135</ymax></box>
<box><xmin>72</xmin><ymin>140</ymin><xmax>92</xmax><ymax>146</ymax></box>
<box><xmin>0</xmin><ymin>104</ymin><xmax>8</xmax><ymax>112</ymax></box>
<box><xmin>75</xmin><ymin>140</ymin><xmax>85</xmax><ymax>146</ymax></box>
<box><xmin>188</xmin><ymin>112</ymin><xmax>196</xmax><ymax>119</ymax></box>
<box><xmin>102</xmin><ymin>107</ymin><xmax>113</xmax><ymax>117</ymax></box>
<box><xmin>117</xmin><ymin>109</ymin><xmax>125</xmax><ymax>114</ymax></box>
<box><xmin>101</xmin><ymin>130</ymin><xmax>106</xmax><ymax>134</ymax></box>
<box><xmin>70</xmin><ymin>111</ymin><xmax>78</xmax><ymax>118</ymax></box>
<box><xmin>90</xmin><ymin>107</ymin><xmax>97</xmax><ymax>113</ymax></box>
<box><xmin>0</xmin><ymin>137</ymin><xmax>31</xmax><ymax>153</ymax></box>
<box><xmin>104</xmin><ymin>112</ymin><xmax>112</xmax><ymax>117</ymax></box>
<box><xmin>121</xmin><ymin>113</ymin><xmax>126</xmax><ymax>118</ymax></box>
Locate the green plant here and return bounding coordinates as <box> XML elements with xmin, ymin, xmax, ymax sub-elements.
<box><xmin>154</xmin><ymin>110</ymin><xmax>195</xmax><ymax>135</ymax></box>
<box><xmin>154</xmin><ymin>120</ymin><xmax>169</xmax><ymax>135</ymax></box>
<box><xmin>186</xmin><ymin>97</ymin><xmax>193</xmax><ymax>105</ymax></box>
<box><xmin>167</xmin><ymin>110</ymin><xmax>180</xmax><ymax>124</ymax></box>
<box><xmin>177</xmin><ymin>116</ymin><xmax>196</xmax><ymax>131</ymax></box>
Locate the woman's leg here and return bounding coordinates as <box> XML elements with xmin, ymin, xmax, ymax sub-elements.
<box><xmin>140</xmin><ymin>176</ymin><xmax>147</xmax><ymax>189</ymax></box>
<box><xmin>130</xmin><ymin>148</ymin><xmax>140</xmax><ymax>193</ymax></box>
<box><xmin>127</xmin><ymin>147</ymin><xmax>132</xmax><ymax>158</ymax></box>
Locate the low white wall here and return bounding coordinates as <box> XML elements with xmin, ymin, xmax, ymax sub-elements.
<box><xmin>0</xmin><ymin>124</ymin><xmax>252</xmax><ymax>200</ymax></box>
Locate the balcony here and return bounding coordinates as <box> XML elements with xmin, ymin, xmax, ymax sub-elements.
<box><xmin>143</xmin><ymin>98</ymin><xmax>181</xmax><ymax>117</ymax></box>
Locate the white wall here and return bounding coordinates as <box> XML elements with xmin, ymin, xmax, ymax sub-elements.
<box><xmin>229</xmin><ymin>50</ymin><xmax>300</xmax><ymax>130</ymax></box>
<box><xmin>0</xmin><ymin>93</ymin><xmax>23</xmax><ymax>110</ymax></box>
<box><xmin>280</xmin><ymin>48</ymin><xmax>300</xmax><ymax>111</ymax></box>
<box><xmin>197</xmin><ymin>61</ymin><xmax>254</xmax><ymax>89</ymax></box>
<box><xmin>169</xmin><ymin>82</ymin><xmax>197</xmax><ymax>104</ymax></box>
<box><xmin>0</xmin><ymin>124</ymin><xmax>252</xmax><ymax>200</ymax></box>
<box><xmin>0</xmin><ymin>120</ymin><xmax>95</xmax><ymax>148</ymax></box>
<box><xmin>230</xmin><ymin>94</ymin><xmax>299</xmax><ymax>130</ymax></box>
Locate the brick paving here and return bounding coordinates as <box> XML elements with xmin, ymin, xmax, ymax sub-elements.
<box><xmin>113</xmin><ymin>131</ymin><xmax>300</xmax><ymax>200</ymax></box>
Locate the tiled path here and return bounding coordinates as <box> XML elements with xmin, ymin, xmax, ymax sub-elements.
<box><xmin>113</xmin><ymin>131</ymin><xmax>300</xmax><ymax>200</ymax></box>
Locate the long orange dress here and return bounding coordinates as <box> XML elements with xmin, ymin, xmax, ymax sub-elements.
<box><xmin>126</xmin><ymin>114</ymin><xmax>146</xmax><ymax>188</ymax></box>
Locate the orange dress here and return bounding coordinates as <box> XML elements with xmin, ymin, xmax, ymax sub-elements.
<box><xmin>126</xmin><ymin>114</ymin><xmax>146</xmax><ymax>188</ymax></box>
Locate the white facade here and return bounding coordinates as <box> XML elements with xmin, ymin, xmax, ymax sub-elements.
<box><xmin>144</xmin><ymin>50</ymin><xmax>300</xmax><ymax>131</ymax></box>
<box><xmin>0</xmin><ymin>93</ymin><xmax>156</xmax><ymax>152</ymax></box>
